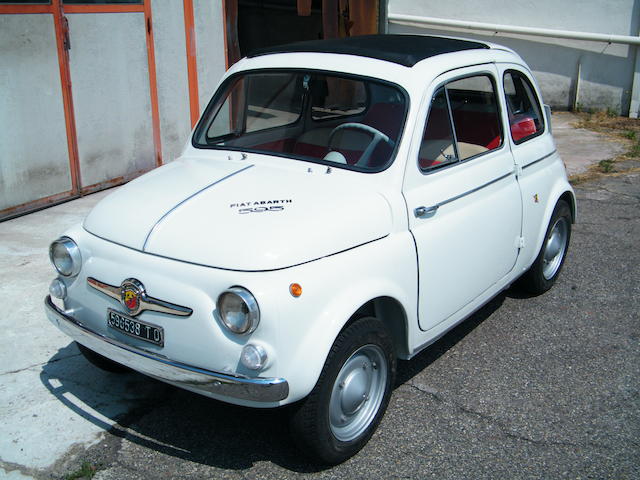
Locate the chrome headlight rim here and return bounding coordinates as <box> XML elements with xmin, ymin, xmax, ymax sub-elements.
<box><xmin>216</xmin><ymin>286</ymin><xmax>260</xmax><ymax>335</ymax></box>
<box><xmin>49</xmin><ymin>237</ymin><xmax>82</xmax><ymax>277</ymax></box>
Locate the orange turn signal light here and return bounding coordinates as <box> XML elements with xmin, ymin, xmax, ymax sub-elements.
<box><xmin>289</xmin><ymin>283</ymin><xmax>303</xmax><ymax>297</ymax></box>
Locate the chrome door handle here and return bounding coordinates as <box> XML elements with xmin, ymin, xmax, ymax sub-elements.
<box><xmin>414</xmin><ymin>205</ymin><xmax>439</xmax><ymax>218</ymax></box>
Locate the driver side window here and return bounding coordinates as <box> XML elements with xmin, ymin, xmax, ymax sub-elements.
<box><xmin>419</xmin><ymin>88</ymin><xmax>456</xmax><ymax>169</ymax></box>
<box><xmin>420</xmin><ymin>74</ymin><xmax>502</xmax><ymax>172</ymax></box>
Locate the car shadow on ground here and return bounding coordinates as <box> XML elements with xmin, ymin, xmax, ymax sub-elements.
<box><xmin>395</xmin><ymin>290</ymin><xmax>506</xmax><ymax>386</ymax></box>
<box><xmin>40</xmin><ymin>290</ymin><xmax>510</xmax><ymax>473</ymax></box>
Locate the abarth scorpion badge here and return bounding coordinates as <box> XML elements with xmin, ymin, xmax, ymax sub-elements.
<box><xmin>120</xmin><ymin>278</ymin><xmax>145</xmax><ymax>316</ymax></box>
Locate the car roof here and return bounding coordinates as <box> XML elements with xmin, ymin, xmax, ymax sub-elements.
<box><xmin>247</xmin><ymin>34</ymin><xmax>490</xmax><ymax>67</ymax></box>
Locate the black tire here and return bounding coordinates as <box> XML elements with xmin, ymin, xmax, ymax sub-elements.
<box><xmin>76</xmin><ymin>342</ymin><xmax>130</xmax><ymax>373</ymax></box>
<box><xmin>518</xmin><ymin>200</ymin><xmax>572</xmax><ymax>294</ymax></box>
<box><xmin>289</xmin><ymin>317</ymin><xmax>396</xmax><ymax>464</ymax></box>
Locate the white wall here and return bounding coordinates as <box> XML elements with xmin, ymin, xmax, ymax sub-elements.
<box><xmin>152</xmin><ymin>0</ymin><xmax>192</xmax><ymax>163</ymax></box>
<box><xmin>67</xmin><ymin>12</ymin><xmax>155</xmax><ymax>187</ymax></box>
<box><xmin>194</xmin><ymin>0</ymin><xmax>227</xmax><ymax>114</ymax></box>
<box><xmin>388</xmin><ymin>0</ymin><xmax>640</xmax><ymax>114</ymax></box>
<box><xmin>0</xmin><ymin>14</ymin><xmax>72</xmax><ymax>211</ymax></box>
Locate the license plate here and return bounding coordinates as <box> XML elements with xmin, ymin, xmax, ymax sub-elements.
<box><xmin>107</xmin><ymin>309</ymin><xmax>164</xmax><ymax>347</ymax></box>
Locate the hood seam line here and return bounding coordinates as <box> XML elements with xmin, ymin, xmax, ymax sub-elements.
<box><xmin>83</xmin><ymin>228</ymin><xmax>389</xmax><ymax>272</ymax></box>
<box><xmin>142</xmin><ymin>164</ymin><xmax>254</xmax><ymax>251</ymax></box>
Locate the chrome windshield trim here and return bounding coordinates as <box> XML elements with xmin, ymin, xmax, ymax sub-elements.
<box><xmin>87</xmin><ymin>277</ymin><xmax>192</xmax><ymax>317</ymax></box>
<box><xmin>45</xmin><ymin>296</ymin><xmax>289</xmax><ymax>403</ymax></box>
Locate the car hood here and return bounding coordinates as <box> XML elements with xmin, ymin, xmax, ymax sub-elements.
<box><xmin>83</xmin><ymin>156</ymin><xmax>392</xmax><ymax>271</ymax></box>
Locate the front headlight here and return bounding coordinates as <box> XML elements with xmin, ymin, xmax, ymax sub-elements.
<box><xmin>49</xmin><ymin>237</ymin><xmax>82</xmax><ymax>277</ymax></box>
<box><xmin>216</xmin><ymin>287</ymin><xmax>260</xmax><ymax>334</ymax></box>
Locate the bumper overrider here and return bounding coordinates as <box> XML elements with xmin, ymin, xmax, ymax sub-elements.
<box><xmin>45</xmin><ymin>296</ymin><xmax>289</xmax><ymax>403</ymax></box>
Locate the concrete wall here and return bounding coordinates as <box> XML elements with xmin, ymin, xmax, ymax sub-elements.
<box><xmin>388</xmin><ymin>0</ymin><xmax>640</xmax><ymax>115</ymax></box>
<box><xmin>194</xmin><ymin>0</ymin><xmax>227</xmax><ymax>114</ymax></box>
<box><xmin>0</xmin><ymin>15</ymin><xmax>72</xmax><ymax>211</ymax></box>
<box><xmin>67</xmin><ymin>12</ymin><xmax>155</xmax><ymax>187</ymax></box>
<box><xmin>0</xmin><ymin>2</ymin><xmax>228</xmax><ymax>217</ymax></box>
<box><xmin>152</xmin><ymin>0</ymin><xmax>192</xmax><ymax>164</ymax></box>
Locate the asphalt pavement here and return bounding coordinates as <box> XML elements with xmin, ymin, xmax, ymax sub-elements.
<box><xmin>0</xmin><ymin>114</ymin><xmax>638</xmax><ymax>479</ymax></box>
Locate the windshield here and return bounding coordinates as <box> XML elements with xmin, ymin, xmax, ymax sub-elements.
<box><xmin>193</xmin><ymin>70</ymin><xmax>407</xmax><ymax>172</ymax></box>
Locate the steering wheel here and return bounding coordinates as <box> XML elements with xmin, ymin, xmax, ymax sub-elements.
<box><xmin>327</xmin><ymin>123</ymin><xmax>394</xmax><ymax>167</ymax></box>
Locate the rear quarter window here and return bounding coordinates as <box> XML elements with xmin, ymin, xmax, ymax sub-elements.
<box><xmin>503</xmin><ymin>70</ymin><xmax>544</xmax><ymax>143</ymax></box>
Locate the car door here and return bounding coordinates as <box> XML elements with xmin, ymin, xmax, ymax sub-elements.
<box><xmin>403</xmin><ymin>65</ymin><xmax>522</xmax><ymax>331</ymax></box>
<box><xmin>498</xmin><ymin>64</ymin><xmax>561</xmax><ymax>261</ymax></box>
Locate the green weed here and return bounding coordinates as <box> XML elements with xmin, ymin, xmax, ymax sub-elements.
<box><xmin>622</xmin><ymin>130</ymin><xmax>636</xmax><ymax>140</ymax></box>
<box><xmin>598</xmin><ymin>159</ymin><xmax>616</xmax><ymax>173</ymax></box>
<box><xmin>605</xmin><ymin>107</ymin><xmax>618</xmax><ymax>117</ymax></box>
<box><xmin>64</xmin><ymin>461</ymin><xmax>98</xmax><ymax>480</ymax></box>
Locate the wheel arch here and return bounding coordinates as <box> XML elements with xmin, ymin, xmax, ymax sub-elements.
<box><xmin>344</xmin><ymin>296</ymin><xmax>410</xmax><ymax>359</ymax></box>
<box><xmin>528</xmin><ymin>184</ymin><xmax>576</xmax><ymax>268</ymax></box>
<box><xmin>559</xmin><ymin>189</ymin><xmax>577</xmax><ymax>223</ymax></box>
<box><xmin>282</xmin><ymin>281</ymin><xmax>414</xmax><ymax>404</ymax></box>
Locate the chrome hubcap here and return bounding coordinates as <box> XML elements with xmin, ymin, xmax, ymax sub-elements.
<box><xmin>329</xmin><ymin>345</ymin><xmax>387</xmax><ymax>442</ymax></box>
<box><xmin>542</xmin><ymin>217</ymin><xmax>569</xmax><ymax>280</ymax></box>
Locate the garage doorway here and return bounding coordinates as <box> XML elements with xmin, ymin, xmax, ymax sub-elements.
<box><xmin>224</xmin><ymin>0</ymin><xmax>384</xmax><ymax>68</ymax></box>
<box><xmin>0</xmin><ymin>0</ymin><xmax>161</xmax><ymax>221</ymax></box>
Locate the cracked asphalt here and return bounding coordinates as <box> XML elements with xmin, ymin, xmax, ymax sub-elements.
<box><xmin>1</xmin><ymin>156</ymin><xmax>639</xmax><ymax>477</ymax></box>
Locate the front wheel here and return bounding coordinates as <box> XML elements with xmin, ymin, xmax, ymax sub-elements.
<box><xmin>289</xmin><ymin>317</ymin><xmax>396</xmax><ymax>464</ymax></box>
<box><xmin>518</xmin><ymin>200</ymin><xmax>572</xmax><ymax>294</ymax></box>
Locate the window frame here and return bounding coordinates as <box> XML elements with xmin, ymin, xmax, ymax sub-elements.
<box><xmin>503</xmin><ymin>69</ymin><xmax>546</xmax><ymax>145</ymax></box>
<box><xmin>61</xmin><ymin>1</ymin><xmax>142</xmax><ymax>4</ymax></box>
<box><xmin>419</xmin><ymin>71</ymin><xmax>504</xmax><ymax>175</ymax></box>
<box><xmin>192</xmin><ymin>68</ymin><xmax>410</xmax><ymax>174</ymax></box>
<box><xmin>203</xmin><ymin>72</ymin><xmax>306</xmax><ymax>141</ymax></box>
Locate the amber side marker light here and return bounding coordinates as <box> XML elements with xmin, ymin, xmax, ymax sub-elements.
<box><xmin>289</xmin><ymin>283</ymin><xmax>303</xmax><ymax>297</ymax></box>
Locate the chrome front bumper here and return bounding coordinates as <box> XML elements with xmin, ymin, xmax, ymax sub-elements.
<box><xmin>45</xmin><ymin>296</ymin><xmax>289</xmax><ymax>403</ymax></box>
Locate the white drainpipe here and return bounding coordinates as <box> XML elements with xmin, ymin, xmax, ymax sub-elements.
<box><xmin>388</xmin><ymin>13</ymin><xmax>640</xmax><ymax>117</ymax></box>
<box><xmin>631</xmin><ymin>41</ymin><xmax>640</xmax><ymax>118</ymax></box>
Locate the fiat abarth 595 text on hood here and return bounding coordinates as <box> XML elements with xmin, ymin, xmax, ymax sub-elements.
<box><xmin>45</xmin><ymin>34</ymin><xmax>575</xmax><ymax>464</ymax></box>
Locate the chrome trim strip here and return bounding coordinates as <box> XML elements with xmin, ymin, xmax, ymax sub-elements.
<box><xmin>45</xmin><ymin>296</ymin><xmax>289</xmax><ymax>403</ymax></box>
<box><xmin>427</xmin><ymin>170</ymin><xmax>514</xmax><ymax>211</ymax></box>
<box><xmin>522</xmin><ymin>149</ymin><xmax>557</xmax><ymax>170</ymax></box>
<box><xmin>87</xmin><ymin>277</ymin><xmax>193</xmax><ymax>317</ymax></box>
<box><xmin>87</xmin><ymin>277</ymin><xmax>119</xmax><ymax>300</ymax></box>
<box><xmin>142</xmin><ymin>164</ymin><xmax>254</xmax><ymax>251</ymax></box>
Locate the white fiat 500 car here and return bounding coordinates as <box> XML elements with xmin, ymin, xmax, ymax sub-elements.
<box><xmin>46</xmin><ymin>34</ymin><xmax>575</xmax><ymax>464</ymax></box>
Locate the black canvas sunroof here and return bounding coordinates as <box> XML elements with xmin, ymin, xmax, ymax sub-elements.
<box><xmin>247</xmin><ymin>34</ymin><xmax>490</xmax><ymax>67</ymax></box>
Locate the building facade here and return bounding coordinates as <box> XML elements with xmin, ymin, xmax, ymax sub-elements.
<box><xmin>1</xmin><ymin>0</ymin><xmax>227</xmax><ymax>220</ymax></box>
<box><xmin>387</xmin><ymin>0</ymin><xmax>640</xmax><ymax>116</ymax></box>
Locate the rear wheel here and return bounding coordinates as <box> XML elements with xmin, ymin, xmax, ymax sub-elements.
<box><xmin>519</xmin><ymin>200</ymin><xmax>572</xmax><ymax>294</ymax></box>
<box><xmin>289</xmin><ymin>317</ymin><xmax>396</xmax><ymax>464</ymax></box>
<box><xmin>76</xmin><ymin>342</ymin><xmax>130</xmax><ymax>373</ymax></box>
